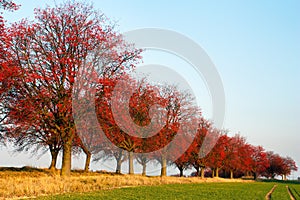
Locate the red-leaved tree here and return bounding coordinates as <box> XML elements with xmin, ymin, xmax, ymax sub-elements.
<box><xmin>187</xmin><ymin>118</ymin><xmax>214</xmax><ymax>178</ymax></box>
<box><xmin>2</xmin><ymin>1</ymin><xmax>141</xmax><ymax>176</ymax></box>
<box><xmin>249</xmin><ymin>145</ymin><xmax>269</xmax><ymax>180</ymax></box>
<box><xmin>0</xmin><ymin>0</ymin><xmax>19</xmax><ymax>144</ymax></box>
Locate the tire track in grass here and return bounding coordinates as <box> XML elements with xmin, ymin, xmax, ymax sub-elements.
<box><xmin>290</xmin><ymin>186</ymin><xmax>300</xmax><ymax>199</ymax></box>
<box><xmin>287</xmin><ymin>186</ymin><xmax>298</xmax><ymax>200</ymax></box>
<box><xmin>265</xmin><ymin>185</ymin><xmax>277</xmax><ymax>200</ymax></box>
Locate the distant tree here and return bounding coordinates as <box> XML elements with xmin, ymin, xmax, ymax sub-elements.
<box><xmin>95</xmin><ymin>77</ymin><xmax>148</xmax><ymax>175</ymax></box>
<box><xmin>249</xmin><ymin>145</ymin><xmax>269</xmax><ymax>180</ymax></box>
<box><xmin>281</xmin><ymin>156</ymin><xmax>297</xmax><ymax>180</ymax></box>
<box><xmin>6</xmin><ymin>115</ymin><xmax>62</xmax><ymax>170</ymax></box>
<box><xmin>96</xmin><ymin>78</ymin><xmax>174</xmax><ymax>176</ymax></box>
<box><xmin>173</xmin><ymin>122</ymin><xmax>199</xmax><ymax>178</ymax></box>
<box><xmin>93</xmin><ymin>144</ymin><xmax>127</xmax><ymax>174</ymax></box>
<box><xmin>155</xmin><ymin>86</ymin><xmax>199</xmax><ymax>177</ymax></box>
<box><xmin>185</xmin><ymin>118</ymin><xmax>212</xmax><ymax>178</ymax></box>
<box><xmin>207</xmin><ymin>131</ymin><xmax>227</xmax><ymax>177</ymax></box>
<box><xmin>223</xmin><ymin>135</ymin><xmax>250</xmax><ymax>179</ymax></box>
<box><xmin>263</xmin><ymin>151</ymin><xmax>284</xmax><ymax>179</ymax></box>
<box><xmin>129</xmin><ymin>80</ymin><xmax>164</xmax><ymax>176</ymax></box>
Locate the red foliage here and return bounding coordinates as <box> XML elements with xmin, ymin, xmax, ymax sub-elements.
<box><xmin>95</xmin><ymin>77</ymin><xmax>194</xmax><ymax>154</ymax></box>
<box><xmin>0</xmin><ymin>0</ymin><xmax>19</xmax><ymax>11</ymax></box>
<box><xmin>1</xmin><ymin>2</ymin><xmax>141</xmax><ymax>175</ymax></box>
<box><xmin>263</xmin><ymin>151</ymin><xmax>298</xmax><ymax>179</ymax></box>
<box><xmin>0</xmin><ymin>1</ymin><xmax>297</xmax><ymax>179</ymax></box>
<box><xmin>207</xmin><ymin>132</ymin><xmax>228</xmax><ymax>172</ymax></box>
<box><xmin>249</xmin><ymin>146</ymin><xmax>269</xmax><ymax>179</ymax></box>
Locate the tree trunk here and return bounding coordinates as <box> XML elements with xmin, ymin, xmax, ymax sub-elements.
<box><xmin>230</xmin><ymin>170</ymin><xmax>234</xmax><ymax>179</ymax></box>
<box><xmin>116</xmin><ymin>158</ymin><xmax>122</xmax><ymax>174</ymax></box>
<box><xmin>61</xmin><ymin>139</ymin><xmax>72</xmax><ymax>176</ymax></box>
<box><xmin>200</xmin><ymin>167</ymin><xmax>205</xmax><ymax>178</ymax></box>
<box><xmin>115</xmin><ymin>150</ymin><xmax>123</xmax><ymax>174</ymax></box>
<box><xmin>215</xmin><ymin>167</ymin><xmax>219</xmax><ymax>178</ymax></box>
<box><xmin>142</xmin><ymin>163</ymin><xmax>146</xmax><ymax>176</ymax></box>
<box><xmin>161</xmin><ymin>155</ymin><xmax>167</xmax><ymax>177</ymax></box>
<box><xmin>195</xmin><ymin>166</ymin><xmax>200</xmax><ymax>177</ymax></box>
<box><xmin>128</xmin><ymin>151</ymin><xmax>134</xmax><ymax>175</ymax></box>
<box><xmin>179</xmin><ymin>166</ymin><xmax>184</xmax><ymax>177</ymax></box>
<box><xmin>212</xmin><ymin>169</ymin><xmax>215</xmax><ymax>178</ymax></box>
<box><xmin>271</xmin><ymin>174</ymin><xmax>275</xmax><ymax>179</ymax></box>
<box><xmin>49</xmin><ymin>149</ymin><xmax>59</xmax><ymax>170</ymax></box>
<box><xmin>253</xmin><ymin>172</ymin><xmax>257</xmax><ymax>180</ymax></box>
<box><xmin>84</xmin><ymin>151</ymin><xmax>91</xmax><ymax>172</ymax></box>
<box><xmin>79</xmin><ymin>139</ymin><xmax>91</xmax><ymax>172</ymax></box>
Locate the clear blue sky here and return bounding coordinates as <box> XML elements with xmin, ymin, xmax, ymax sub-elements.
<box><xmin>1</xmin><ymin>0</ymin><xmax>299</xmax><ymax>178</ymax></box>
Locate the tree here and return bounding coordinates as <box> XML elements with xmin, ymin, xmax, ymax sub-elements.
<box><xmin>0</xmin><ymin>0</ymin><xmax>19</xmax><ymax>10</ymax></box>
<box><xmin>129</xmin><ymin>80</ymin><xmax>164</xmax><ymax>176</ymax></box>
<box><xmin>2</xmin><ymin>1</ymin><xmax>141</xmax><ymax>176</ymax></box>
<box><xmin>95</xmin><ymin>77</ymin><xmax>146</xmax><ymax>175</ymax></box>
<box><xmin>259</xmin><ymin>152</ymin><xmax>298</xmax><ymax>180</ymax></box>
<box><xmin>249</xmin><ymin>145</ymin><xmax>269</xmax><ymax>180</ymax></box>
<box><xmin>7</xmin><ymin>120</ymin><xmax>63</xmax><ymax>170</ymax></box>
<box><xmin>93</xmin><ymin>144</ymin><xmax>127</xmax><ymax>174</ymax></box>
<box><xmin>95</xmin><ymin>76</ymin><xmax>200</xmax><ymax>177</ymax></box>
<box><xmin>207</xmin><ymin>130</ymin><xmax>227</xmax><ymax>177</ymax></box>
<box><xmin>222</xmin><ymin>135</ymin><xmax>250</xmax><ymax>179</ymax></box>
<box><xmin>95</xmin><ymin>77</ymin><xmax>171</xmax><ymax>175</ymax></box>
<box><xmin>188</xmin><ymin>118</ymin><xmax>213</xmax><ymax>178</ymax></box>
<box><xmin>281</xmin><ymin>156</ymin><xmax>297</xmax><ymax>180</ymax></box>
<box><xmin>173</xmin><ymin>148</ymin><xmax>191</xmax><ymax>177</ymax></box>
<box><xmin>263</xmin><ymin>151</ymin><xmax>284</xmax><ymax>179</ymax></box>
<box><xmin>154</xmin><ymin>86</ymin><xmax>199</xmax><ymax>177</ymax></box>
<box><xmin>0</xmin><ymin>0</ymin><xmax>19</xmax><ymax>145</ymax></box>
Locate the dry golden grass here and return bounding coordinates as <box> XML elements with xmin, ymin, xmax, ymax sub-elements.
<box><xmin>0</xmin><ymin>167</ymin><xmax>253</xmax><ymax>199</ymax></box>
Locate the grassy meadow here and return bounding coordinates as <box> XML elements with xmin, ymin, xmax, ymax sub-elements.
<box><xmin>34</xmin><ymin>182</ymin><xmax>300</xmax><ymax>200</ymax></box>
<box><xmin>0</xmin><ymin>167</ymin><xmax>299</xmax><ymax>199</ymax></box>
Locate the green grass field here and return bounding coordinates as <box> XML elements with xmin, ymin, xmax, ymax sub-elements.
<box><xmin>2</xmin><ymin>168</ymin><xmax>298</xmax><ymax>199</ymax></box>
<box><xmin>33</xmin><ymin>182</ymin><xmax>300</xmax><ymax>200</ymax></box>
<box><xmin>290</xmin><ymin>184</ymin><xmax>300</xmax><ymax>199</ymax></box>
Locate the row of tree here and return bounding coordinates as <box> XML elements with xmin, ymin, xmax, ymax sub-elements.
<box><xmin>173</xmin><ymin>133</ymin><xmax>297</xmax><ymax>180</ymax></box>
<box><xmin>0</xmin><ymin>1</ymin><xmax>297</xmax><ymax>179</ymax></box>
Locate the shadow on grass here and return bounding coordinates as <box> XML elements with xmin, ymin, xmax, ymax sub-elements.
<box><xmin>0</xmin><ymin>166</ymin><xmax>45</xmax><ymax>172</ymax></box>
<box><xmin>0</xmin><ymin>166</ymin><xmax>124</xmax><ymax>176</ymax></box>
